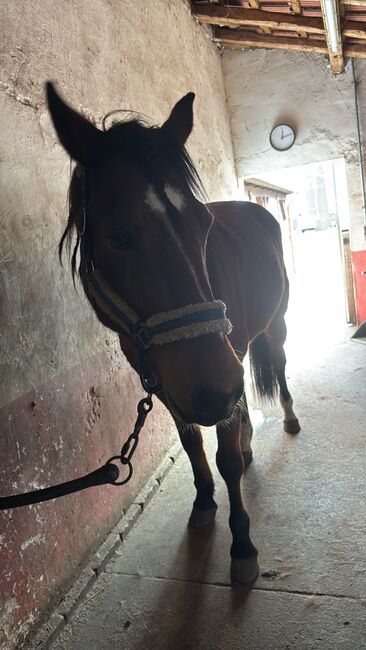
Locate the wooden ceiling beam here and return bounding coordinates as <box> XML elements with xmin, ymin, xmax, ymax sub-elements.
<box><xmin>213</xmin><ymin>27</ymin><xmax>328</xmax><ymax>53</ymax></box>
<box><xmin>213</xmin><ymin>26</ymin><xmax>366</xmax><ymax>59</ymax></box>
<box><xmin>193</xmin><ymin>5</ymin><xmax>325</xmax><ymax>34</ymax></box>
<box><xmin>340</xmin><ymin>0</ymin><xmax>366</xmax><ymax>6</ymax></box>
<box><xmin>193</xmin><ymin>4</ymin><xmax>366</xmax><ymax>42</ymax></box>
<box><xmin>343</xmin><ymin>20</ymin><xmax>366</xmax><ymax>38</ymax></box>
<box><xmin>345</xmin><ymin>42</ymin><xmax>366</xmax><ymax>56</ymax></box>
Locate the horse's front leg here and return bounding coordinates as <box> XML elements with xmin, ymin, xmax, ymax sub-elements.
<box><xmin>154</xmin><ymin>387</ymin><xmax>217</xmax><ymax>528</ymax></box>
<box><xmin>177</xmin><ymin>423</ymin><xmax>217</xmax><ymax>528</ymax></box>
<box><xmin>216</xmin><ymin>407</ymin><xmax>259</xmax><ymax>585</ymax></box>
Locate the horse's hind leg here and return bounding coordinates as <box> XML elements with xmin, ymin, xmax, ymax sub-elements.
<box><xmin>276</xmin><ymin>365</ymin><xmax>300</xmax><ymax>434</ymax></box>
<box><xmin>239</xmin><ymin>392</ymin><xmax>254</xmax><ymax>467</ymax></box>
<box><xmin>177</xmin><ymin>423</ymin><xmax>217</xmax><ymax>528</ymax></box>
<box><xmin>266</xmin><ymin>313</ymin><xmax>300</xmax><ymax>435</ymax></box>
<box><xmin>216</xmin><ymin>406</ymin><xmax>259</xmax><ymax>585</ymax></box>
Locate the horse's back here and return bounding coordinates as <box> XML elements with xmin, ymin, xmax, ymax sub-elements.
<box><xmin>207</xmin><ymin>201</ymin><xmax>282</xmax><ymax>246</ymax></box>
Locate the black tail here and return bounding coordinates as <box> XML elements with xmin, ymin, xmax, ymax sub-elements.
<box><xmin>249</xmin><ymin>333</ymin><xmax>278</xmax><ymax>402</ymax></box>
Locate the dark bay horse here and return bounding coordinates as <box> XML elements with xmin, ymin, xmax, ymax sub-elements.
<box><xmin>46</xmin><ymin>83</ymin><xmax>300</xmax><ymax>584</ymax></box>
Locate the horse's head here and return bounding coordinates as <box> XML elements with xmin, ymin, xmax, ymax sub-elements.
<box><xmin>47</xmin><ymin>83</ymin><xmax>243</xmax><ymax>426</ymax></box>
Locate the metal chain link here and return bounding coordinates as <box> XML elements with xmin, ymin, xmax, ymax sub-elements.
<box><xmin>105</xmin><ymin>394</ymin><xmax>153</xmax><ymax>486</ymax></box>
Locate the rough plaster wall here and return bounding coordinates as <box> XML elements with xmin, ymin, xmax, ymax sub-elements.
<box><xmin>1</xmin><ymin>0</ymin><xmax>236</xmax><ymax>408</ymax></box>
<box><xmin>222</xmin><ymin>49</ymin><xmax>366</xmax><ymax>253</ymax></box>
<box><xmin>0</xmin><ymin>2</ymin><xmax>237</xmax><ymax>648</ymax></box>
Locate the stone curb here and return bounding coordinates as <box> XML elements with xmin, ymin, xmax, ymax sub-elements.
<box><xmin>29</xmin><ymin>441</ymin><xmax>182</xmax><ymax>649</ymax></box>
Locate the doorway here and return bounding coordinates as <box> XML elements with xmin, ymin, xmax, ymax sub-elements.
<box><xmin>243</xmin><ymin>159</ymin><xmax>355</xmax><ymax>364</ymax></box>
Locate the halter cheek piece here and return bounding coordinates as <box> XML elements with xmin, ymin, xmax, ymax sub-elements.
<box><xmin>86</xmin><ymin>269</ymin><xmax>232</xmax><ymax>392</ymax></box>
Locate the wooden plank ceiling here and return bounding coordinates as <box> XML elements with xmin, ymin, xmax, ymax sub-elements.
<box><xmin>191</xmin><ymin>0</ymin><xmax>366</xmax><ymax>74</ymax></box>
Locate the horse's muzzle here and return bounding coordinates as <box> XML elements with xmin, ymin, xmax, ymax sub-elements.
<box><xmin>192</xmin><ymin>379</ymin><xmax>244</xmax><ymax>426</ymax></box>
<box><xmin>167</xmin><ymin>378</ymin><xmax>244</xmax><ymax>427</ymax></box>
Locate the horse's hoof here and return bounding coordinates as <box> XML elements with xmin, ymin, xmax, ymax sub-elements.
<box><xmin>284</xmin><ymin>418</ymin><xmax>301</xmax><ymax>435</ymax></box>
<box><xmin>231</xmin><ymin>556</ymin><xmax>259</xmax><ymax>585</ymax></box>
<box><xmin>188</xmin><ymin>506</ymin><xmax>217</xmax><ymax>528</ymax></box>
<box><xmin>242</xmin><ymin>450</ymin><xmax>253</xmax><ymax>467</ymax></box>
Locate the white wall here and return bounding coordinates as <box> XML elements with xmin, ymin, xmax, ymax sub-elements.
<box><xmin>222</xmin><ymin>49</ymin><xmax>366</xmax><ymax>252</ymax></box>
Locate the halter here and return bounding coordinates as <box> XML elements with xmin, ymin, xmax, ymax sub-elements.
<box><xmin>86</xmin><ymin>268</ymin><xmax>232</xmax><ymax>391</ymax></box>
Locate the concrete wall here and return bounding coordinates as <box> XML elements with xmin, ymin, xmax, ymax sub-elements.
<box><xmin>222</xmin><ymin>50</ymin><xmax>366</xmax><ymax>321</ymax></box>
<box><xmin>0</xmin><ymin>2</ymin><xmax>237</xmax><ymax>647</ymax></box>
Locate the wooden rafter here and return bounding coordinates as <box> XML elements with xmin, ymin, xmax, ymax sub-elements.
<box><xmin>213</xmin><ymin>27</ymin><xmax>328</xmax><ymax>53</ymax></box>
<box><xmin>213</xmin><ymin>26</ymin><xmax>366</xmax><ymax>58</ymax></box>
<box><xmin>193</xmin><ymin>5</ymin><xmax>325</xmax><ymax>34</ymax></box>
<box><xmin>193</xmin><ymin>4</ymin><xmax>366</xmax><ymax>40</ymax></box>
<box><xmin>345</xmin><ymin>42</ymin><xmax>366</xmax><ymax>56</ymax></box>
<box><xmin>344</xmin><ymin>21</ymin><xmax>366</xmax><ymax>38</ymax></box>
<box><xmin>320</xmin><ymin>0</ymin><xmax>343</xmax><ymax>74</ymax></box>
<box><xmin>192</xmin><ymin>1</ymin><xmax>366</xmax><ymax>63</ymax></box>
<box><xmin>340</xmin><ymin>0</ymin><xmax>366</xmax><ymax>5</ymax></box>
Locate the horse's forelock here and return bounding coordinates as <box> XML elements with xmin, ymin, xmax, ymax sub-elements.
<box><xmin>104</xmin><ymin>118</ymin><xmax>206</xmax><ymax>201</ymax></box>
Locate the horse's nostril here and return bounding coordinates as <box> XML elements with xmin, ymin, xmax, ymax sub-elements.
<box><xmin>193</xmin><ymin>388</ymin><xmax>215</xmax><ymax>416</ymax></box>
<box><xmin>193</xmin><ymin>387</ymin><xmax>238</xmax><ymax>420</ymax></box>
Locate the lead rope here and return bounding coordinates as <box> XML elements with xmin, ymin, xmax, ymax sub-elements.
<box><xmin>0</xmin><ymin>391</ymin><xmax>154</xmax><ymax>511</ymax></box>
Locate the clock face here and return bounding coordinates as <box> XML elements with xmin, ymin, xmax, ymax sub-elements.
<box><xmin>270</xmin><ymin>124</ymin><xmax>295</xmax><ymax>151</ymax></box>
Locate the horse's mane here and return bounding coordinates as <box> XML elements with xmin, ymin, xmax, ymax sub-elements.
<box><xmin>59</xmin><ymin>117</ymin><xmax>206</xmax><ymax>281</ymax></box>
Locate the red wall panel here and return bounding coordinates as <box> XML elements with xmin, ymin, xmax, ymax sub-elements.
<box><xmin>352</xmin><ymin>249</ymin><xmax>366</xmax><ymax>324</ymax></box>
<box><xmin>0</xmin><ymin>351</ymin><xmax>175</xmax><ymax>648</ymax></box>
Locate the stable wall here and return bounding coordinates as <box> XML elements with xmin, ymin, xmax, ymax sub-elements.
<box><xmin>222</xmin><ymin>50</ymin><xmax>366</xmax><ymax>322</ymax></box>
<box><xmin>0</xmin><ymin>2</ymin><xmax>237</xmax><ymax>648</ymax></box>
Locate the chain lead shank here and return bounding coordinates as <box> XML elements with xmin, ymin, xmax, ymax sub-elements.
<box><xmin>0</xmin><ymin>394</ymin><xmax>154</xmax><ymax>509</ymax></box>
<box><xmin>106</xmin><ymin>394</ymin><xmax>153</xmax><ymax>486</ymax></box>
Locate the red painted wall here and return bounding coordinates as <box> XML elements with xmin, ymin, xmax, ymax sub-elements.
<box><xmin>352</xmin><ymin>250</ymin><xmax>366</xmax><ymax>323</ymax></box>
<box><xmin>0</xmin><ymin>351</ymin><xmax>175</xmax><ymax>648</ymax></box>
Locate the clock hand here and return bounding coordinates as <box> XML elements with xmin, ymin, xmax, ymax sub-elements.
<box><xmin>281</xmin><ymin>128</ymin><xmax>284</xmax><ymax>140</ymax></box>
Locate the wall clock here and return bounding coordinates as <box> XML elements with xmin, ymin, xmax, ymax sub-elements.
<box><xmin>269</xmin><ymin>124</ymin><xmax>296</xmax><ymax>151</ymax></box>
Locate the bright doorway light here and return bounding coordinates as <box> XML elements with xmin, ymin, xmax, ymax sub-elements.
<box><xmin>243</xmin><ymin>159</ymin><xmax>352</xmax><ymax>368</ymax></box>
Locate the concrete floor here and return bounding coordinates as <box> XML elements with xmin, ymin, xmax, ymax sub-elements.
<box><xmin>42</xmin><ymin>319</ymin><xmax>366</xmax><ymax>650</ymax></box>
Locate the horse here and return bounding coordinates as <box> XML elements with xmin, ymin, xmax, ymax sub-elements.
<box><xmin>46</xmin><ymin>83</ymin><xmax>300</xmax><ymax>585</ymax></box>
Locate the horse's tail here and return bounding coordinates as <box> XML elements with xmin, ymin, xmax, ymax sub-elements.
<box><xmin>249</xmin><ymin>333</ymin><xmax>278</xmax><ymax>402</ymax></box>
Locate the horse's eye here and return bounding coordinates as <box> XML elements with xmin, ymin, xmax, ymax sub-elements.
<box><xmin>109</xmin><ymin>227</ymin><xmax>137</xmax><ymax>251</ymax></box>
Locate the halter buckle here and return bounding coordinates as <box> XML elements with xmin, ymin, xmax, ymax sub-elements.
<box><xmin>133</xmin><ymin>324</ymin><xmax>151</xmax><ymax>350</ymax></box>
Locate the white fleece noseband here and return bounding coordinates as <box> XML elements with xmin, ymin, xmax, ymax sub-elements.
<box><xmin>87</xmin><ymin>270</ymin><xmax>232</xmax><ymax>349</ymax></box>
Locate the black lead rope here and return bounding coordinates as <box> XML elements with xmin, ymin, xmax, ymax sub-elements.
<box><xmin>0</xmin><ymin>393</ymin><xmax>154</xmax><ymax>511</ymax></box>
<box><xmin>0</xmin><ymin>463</ymin><xmax>120</xmax><ymax>510</ymax></box>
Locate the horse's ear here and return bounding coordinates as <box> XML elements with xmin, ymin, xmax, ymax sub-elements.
<box><xmin>46</xmin><ymin>82</ymin><xmax>102</xmax><ymax>164</ymax></box>
<box><xmin>161</xmin><ymin>92</ymin><xmax>195</xmax><ymax>147</ymax></box>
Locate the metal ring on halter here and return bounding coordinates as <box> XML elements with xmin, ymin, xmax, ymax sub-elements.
<box><xmin>140</xmin><ymin>370</ymin><xmax>162</xmax><ymax>394</ymax></box>
<box><xmin>138</xmin><ymin>353</ymin><xmax>163</xmax><ymax>394</ymax></box>
<box><xmin>105</xmin><ymin>455</ymin><xmax>133</xmax><ymax>486</ymax></box>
